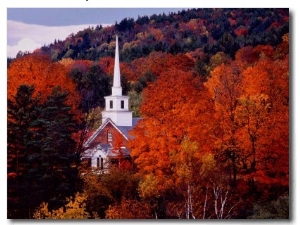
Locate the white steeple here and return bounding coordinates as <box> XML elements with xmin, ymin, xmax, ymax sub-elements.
<box><xmin>112</xmin><ymin>35</ymin><xmax>122</xmax><ymax>96</ymax></box>
<box><xmin>102</xmin><ymin>35</ymin><xmax>133</xmax><ymax>126</ymax></box>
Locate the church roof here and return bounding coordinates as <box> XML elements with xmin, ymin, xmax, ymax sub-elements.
<box><xmin>83</xmin><ymin>117</ymin><xmax>141</xmax><ymax>148</ymax></box>
<box><xmin>117</xmin><ymin>118</ymin><xmax>141</xmax><ymax>139</ymax></box>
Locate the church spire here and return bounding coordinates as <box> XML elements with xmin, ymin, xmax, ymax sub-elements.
<box><xmin>102</xmin><ymin>34</ymin><xmax>133</xmax><ymax>126</ymax></box>
<box><xmin>112</xmin><ymin>35</ymin><xmax>122</xmax><ymax>96</ymax></box>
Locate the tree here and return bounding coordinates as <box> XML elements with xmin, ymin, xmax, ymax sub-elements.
<box><xmin>206</xmin><ymin>42</ymin><xmax>289</xmax><ymax>202</ymax></box>
<box><xmin>205</xmin><ymin>61</ymin><xmax>244</xmax><ymax>186</ymax></box>
<box><xmin>105</xmin><ymin>198</ymin><xmax>152</xmax><ymax>219</ymax></box>
<box><xmin>169</xmin><ymin>137</ymin><xmax>200</xmax><ymax>219</ymax></box>
<box><xmin>207</xmin><ymin>52</ymin><xmax>231</xmax><ymax>74</ymax></box>
<box><xmin>239</xmin><ymin>48</ymin><xmax>289</xmax><ymax>199</ymax></box>
<box><xmin>68</xmin><ymin>62</ymin><xmax>111</xmax><ymax>112</ymax></box>
<box><xmin>7</xmin><ymin>85</ymin><xmax>81</xmax><ymax>218</ymax></box>
<box><xmin>33</xmin><ymin>192</ymin><xmax>92</xmax><ymax>219</ymax></box>
<box><xmin>235</xmin><ymin>94</ymin><xmax>271</xmax><ymax>175</ymax></box>
<box><xmin>82</xmin><ymin>167</ymin><xmax>141</xmax><ymax>218</ymax></box>
<box><xmin>7</xmin><ymin>85</ymin><xmax>42</xmax><ymax>218</ymax></box>
<box><xmin>67</xmin><ymin>61</ymin><xmax>111</xmax><ymax>153</ymax></box>
<box><xmin>110</xmin><ymin>130</ymin><xmax>128</xmax><ymax>169</ymax></box>
<box><xmin>7</xmin><ymin>54</ymin><xmax>80</xmax><ymax>110</ymax></box>
<box><xmin>35</xmin><ymin>86</ymin><xmax>81</xmax><ymax>210</ymax></box>
<box><xmin>129</xmin><ymin>68</ymin><xmax>214</xmax><ymax>199</ymax></box>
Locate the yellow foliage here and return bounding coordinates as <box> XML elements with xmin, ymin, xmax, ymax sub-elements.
<box><xmin>33</xmin><ymin>192</ymin><xmax>94</xmax><ymax>219</ymax></box>
<box><xmin>138</xmin><ymin>174</ymin><xmax>160</xmax><ymax>199</ymax></box>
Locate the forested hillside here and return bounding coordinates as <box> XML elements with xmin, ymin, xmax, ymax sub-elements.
<box><xmin>7</xmin><ymin>8</ymin><xmax>289</xmax><ymax>219</ymax></box>
<box><xmin>10</xmin><ymin>8</ymin><xmax>288</xmax><ymax>62</ymax></box>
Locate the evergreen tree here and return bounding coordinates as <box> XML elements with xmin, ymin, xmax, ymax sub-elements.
<box><xmin>7</xmin><ymin>85</ymin><xmax>81</xmax><ymax>218</ymax></box>
<box><xmin>7</xmin><ymin>85</ymin><xmax>42</xmax><ymax>218</ymax></box>
<box><xmin>37</xmin><ymin>86</ymin><xmax>81</xmax><ymax>211</ymax></box>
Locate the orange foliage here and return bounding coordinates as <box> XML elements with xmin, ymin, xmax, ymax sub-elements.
<box><xmin>206</xmin><ymin>42</ymin><xmax>289</xmax><ymax>191</ymax></box>
<box><xmin>166</xmin><ymin>53</ymin><xmax>195</xmax><ymax>72</ymax></box>
<box><xmin>111</xmin><ymin>131</ymin><xmax>124</xmax><ymax>157</ymax></box>
<box><xmin>130</xmin><ymin>57</ymin><xmax>149</xmax><ymax>80</ymax></box>
<box><xmin>7</xmin><ymin>54</ymin><xmax>80</xmax><ymax>110</ymax></box>
<box><xmin>111</xmin><ymin>130</ymin><xmax>133</xmax><ymax>170</ymax></box>
<box><xmin>129</xmin><ymin>68</ymin><xmax>214</xmax><ymax>194</ymax></box>
<box><xmin>98</xmin><ymin>56</ymin><xmax>114</xmax><ymax>75</ymax></box>
<box><xmin>142</xmin><ymin>51</ymin><xmax>168</xmax><ymax>76</ymax></box>
<box><xmin>206</xmin><ymin>62</ymin><xmax>243</xmax><ymax>119</ymax></box>
<box><xmin>105</xmin><ymin>198</ymin><xmax>152</xmax><ymax>219</ymax></box>
<box><xmin>149</xmin><ymin>28</ymin><xmax>164</xmax><ymax>41</ymax></box>
<box><xmin>240</xmin><ymin>53</ymin><xmax>289</xmax><ymax>187</ymax></box>
<box><xmin>130</xmin><ymin>52</ymin><xmax>195</xmax><ymax>81</ymax></box>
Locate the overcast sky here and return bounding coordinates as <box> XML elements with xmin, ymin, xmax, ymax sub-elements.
<box><xmin>7</xmin><ymin>8</ymin><xmax>185</xmax><ymax>58</ymax></box>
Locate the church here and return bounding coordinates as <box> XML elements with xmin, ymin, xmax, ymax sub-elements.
<box><xmin>81</xmin><ymin>35</ymin><xmax>141</xmax><ymax>172</ymax></box>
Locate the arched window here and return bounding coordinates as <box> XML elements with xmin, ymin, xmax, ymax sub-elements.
<box><xmin>97</xmin><ymin>157</ymin><xmax>104</xmax><ymax>169</ymax></box>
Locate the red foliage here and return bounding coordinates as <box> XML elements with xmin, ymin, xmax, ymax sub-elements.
<box><xmin>234</xmin><ymin>26</ymin><xmax>248</xmax><ymax>36</ymax></box>
<box><xmin>8</xmin><ymin>54</ymin><xmax>80</xmax><ymax>111</ymax></box>
<box><xmin>98</xmin><ymin>56</ymin><xmax>114</xmax><ymax>75</ymax></box>
<box><xmin>206</xmin><ymin>42</ymin><xmax>289</xmax><ymax>198</ymax></box>
<box><xmin>129</xmin><ymin>68</ymin><xmax>214</xmax><ymax>193</ymax></box>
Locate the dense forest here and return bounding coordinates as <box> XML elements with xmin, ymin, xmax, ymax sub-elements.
<box><xmin>7</xmin><ymin>8</ymin><xmax>289</xmax><ymax>219</ymax></box>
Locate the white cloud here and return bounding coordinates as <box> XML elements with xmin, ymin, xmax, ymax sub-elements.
<box><xmin>7</xmin><ymin>37</ymin><xmax>41</xmax><ymax>58</ymax></box>
<box><xmin>7</xmin><ymin>20</ymin><xmax>109</xmax><ymax>58</ymax></box>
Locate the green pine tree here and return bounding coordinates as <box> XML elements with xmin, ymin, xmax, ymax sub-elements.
<box><xmin>37</xmin><ymin>86</ymin><xmax>81</xmax><ymax>211</ymax></box>
<box><xmin>8</xmin><ymin>85</ymin><xmax>82</xmax><ymax>218</ymax></box>
<box><xmin>7</xmin><ymin>85</ymin><xmax>42</xmax><ymax>218</ymax></box>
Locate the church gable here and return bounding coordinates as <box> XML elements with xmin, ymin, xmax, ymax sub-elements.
<box><xmin>84</xmin><ymin>119</ymin><xmax>128</xmax><ymax>149</ymax></box>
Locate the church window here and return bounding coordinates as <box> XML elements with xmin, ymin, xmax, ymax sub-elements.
<box><xmin>110</xmin><ymin>100</ymin><xmax>113</xmax><ymax>109</ymax></box>
<box><xmin>121</xmin><ymin>100</ymin><xmax>124</xmax><ymax>109</ymax></box>
<box><xmin>97</xmin><ymin>157</ymin><xmax>104</xmax><ymax>169</ymax></box>
<box><xmin>108</xmin><ymin>132</ymin><xmax>113</xmax><ymax>142</ymax></box>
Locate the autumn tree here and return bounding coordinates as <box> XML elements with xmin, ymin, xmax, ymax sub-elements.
<box><xmin>169</xmin><ymin>137</ymin><xmax>202</xmax><ymax>219</ymax></box>
<box><xmin>82</xmin><ymin>167</ymin><xmax>141</xmax><ymax>218</ymax></box>
<box><xmin>7</xmin><ymin>54</ymin><xmax>80</xmax><ymax>110</ymax></box>
<box><xmin>207</xmin><ymin>51</ymin><xmax>231</xmax><ymax>74</ymax></box>
<box><xmin>235</xmin><ymin>94</ymin><xmax>271</xmax><ymax>176</ymax></box>
<box><xmin>110</xmin><ymin>130</ymin><xmax>132</xmax><ymax>170</ymax></box>
<box><xmin>33</xmin><ymin>192</ymin><xmax>92</xmax><ymax>219</ymax></box>
<box><xmin>206</xmin><ymin>41</ymin><xmax>289</xmax><ymax>204</ymax></box>
<box><xmin>205</xmin><ymin>61</ymin><xmax>244</xmax><ymax>186</ymax></box>
<box><xmin>238</xmin><ymin>45</ymin><xmax>289</xmax><ymax>199</ymax></box>
<box><xmin>129</xmin><ymin>67</ymin><xmax>214</xmax><ymax>217</ymax></box>
<box><xmin>105</xmin><ymin>198</ymin><xmax>152</xmax><ymax>219</ymax></box>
